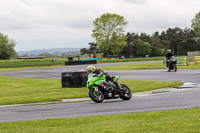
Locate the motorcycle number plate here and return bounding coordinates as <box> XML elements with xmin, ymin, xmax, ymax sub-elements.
<box><xmin>114</xmin><ymin>95</ymin><xmax>119</xmax><ymax>97</ymax></box>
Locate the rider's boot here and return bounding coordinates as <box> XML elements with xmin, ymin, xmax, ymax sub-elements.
<box><xmin>106</xmin><ymin>74</ymin><xmax>123</xmax><ymax>91</ymax></box>
<box><xmin>113</xmin><ymin>78</ymin><xmax>123</xmax><ymax>91</ymax></box>
<box><xmin>115</xmin><ymin>81</ymin><xmax>123</xmax><ymax>91</ymax></box>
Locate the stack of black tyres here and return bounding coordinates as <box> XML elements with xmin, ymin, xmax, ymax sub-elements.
<box><xmin>65</xmin><ymin>60</ymin><xmax>97</xmax><ymax>65</ymax></box>
<box><xmin>61</xmin><ymin>71</ymin><xmax>88</xmax><ymax>87</ymax></box>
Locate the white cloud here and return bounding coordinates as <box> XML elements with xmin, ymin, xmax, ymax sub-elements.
<box><xmin>0</xmin><ymin>0</ymin><xmax>200</xmax><ymax>51</ymax></box>
<box><xmin>123</xmin><ymin>0</ymin><xmax>147</xmax><ymax>4</ymax></box>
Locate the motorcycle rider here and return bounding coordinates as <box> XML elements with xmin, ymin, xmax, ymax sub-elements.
<box><xmin>165</xmin><ymin>49</ymin><xmax>174</xmax><ymax>68</ymax></box>
<box><xmin>87</xmin><ymin>65</ymin><xmax>122</xmax><ymax>90</ymax></box>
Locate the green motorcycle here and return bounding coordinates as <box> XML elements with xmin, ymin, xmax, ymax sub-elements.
<box><xmin>87</xmin><ymin>74</ymin><xmax>132</xmax><ymax>103</ymax></box>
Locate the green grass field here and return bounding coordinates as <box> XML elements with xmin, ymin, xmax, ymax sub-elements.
<box><xmin>0</xmin><ymin>76</ymin><xmax>182</xmax><ymax>105</ymax></box>
<box><xmin>0</xmin><ymin>65</ymin><xmax>65</xmax><ymax>72</ymax></box>
<box><xmin>0</xmin><ymin>58</ymin><xmax>198</xmax><ymax>131</ymax></box>
<box><xmin>2</xmin><ymin>57</ymin><xmax>199</xmax><ymax>72</ymax></box>
<box><xmin>0</xmin><ymin>108</ymin><xmax>199</xmax><ymax>132</ymax></box>
<box><xmin>0</xmin><ymin>57</ymin><xmax>163</xmax><ymax>69</ymax></box>
<box><xmin>0</xmin><ymin>58</ymin><xmax>66</xmax><ymax>68</ymax></box>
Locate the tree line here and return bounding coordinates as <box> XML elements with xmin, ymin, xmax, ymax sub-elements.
<box><xmin>122</xmin><ymin>27</ymin><xmax>198</xmax><ymax>57</ymax></box>
<box><xmin>81</xmin><ymin>11</ymin><xmax>200</xmax><ymax>58</ymax></box>
<box><xmin>81</xmin><ymin>27</ymin><xmax>198</xmax><ymax>58</ymax></box>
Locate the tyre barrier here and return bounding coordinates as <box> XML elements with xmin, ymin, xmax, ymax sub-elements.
<box><xmin>65</xmin><ymin>60</ymin><xmax>97</xmax><ymax>66</ymax></box>
<box><xmin>61</xmin><ymin>71</ymin><xmax>88</xmax><ymax>87</ymax></box>
<box><xmin>194</xmin><ymin>56</ymin><xmax>200</xmax><ymax>65</ymax></box>
<box><xmin>176</xmin><ymin>56</ymin><xmax>187</xmax><ymax>66</ymax></box>
<box><xmin>81</xmin><ymin>58</ymin><xmax>119</xmax><ymax>61</ymax></box>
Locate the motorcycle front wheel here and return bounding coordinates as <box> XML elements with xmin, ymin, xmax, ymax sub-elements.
<box><xmin>119</xmin><ymin>84</ymin><xmax>132</xmax><ymax>100</ymax></box>
<box><xmin>174</xmin><ymin>64</ymin><xmax>177</xmax><ymax>71</ymax></box>
<box><xmin>89</xmin><ymin>88</ymin><xmax>104</xmax><ymax>103</ymax></box>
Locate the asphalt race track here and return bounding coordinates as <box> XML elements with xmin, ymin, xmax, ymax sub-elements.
<box><xmin>0</xmin><ymin>61</ymin><xmax>161</xmax><ymax>79</ymax></box>
<box><xmin>0</xmin><ymin>61</ymin><xmax>200</xmax><ymax>122</ymax></box>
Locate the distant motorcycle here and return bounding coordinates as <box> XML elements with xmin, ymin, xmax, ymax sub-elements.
<box><xmin>87</xmin><ymin>74</ymin><xmax>132</xmax><ymax>103</ymax></box>
<box><xmin>166</xmin><ymin>56</ymin><xmax>177</xmax><ymax>72</ymax></box>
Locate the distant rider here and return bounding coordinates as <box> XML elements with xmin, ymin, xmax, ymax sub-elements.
<box><xmin>165</xmin><ymin>49</ymin><xmax>174</xmax><ymax>67</ymax></box>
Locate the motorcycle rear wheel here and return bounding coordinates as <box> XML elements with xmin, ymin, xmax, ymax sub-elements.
<box><xmin>89</xmin><ymin>88</ymin><xmax>104</xmax><ymax>103</ymax></box>
<box><xmin>167</xmin><ymin>65</ymin><xmax>170</xmax><ymax>71</ymax></box>
<box><xmin>119</xmin><ymin>84</ymin><xmax>132</xmax><ymax>100</ymax></box>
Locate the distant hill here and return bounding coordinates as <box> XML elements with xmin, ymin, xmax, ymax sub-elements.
<box><xmin>18</xmin><ymin>48</ymin><xmax>81</xmax><ymax>56</ymax></box>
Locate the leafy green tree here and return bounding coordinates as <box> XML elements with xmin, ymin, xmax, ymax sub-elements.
<box><xmin>164</xmin><ymin>27</ymin><xmax>185</xmax><ymax>55</ymax></box>
<box><xmin>87</xmin><ymin>42</ymin><xmax>100</xmax><ymax>58</ymax></box>
<box><xmin>150</xmin><ymin>31</ymin><xmax>164</xmax><ymax>56</ymax></box>
<box><xmin>191</xmin><ymin>11</ymin><xmax>200</xmax><ymax>47</ymax></box>
<box><xmin>159</xmin><ymin>27</ymin><xmax>198</xmax><ymax>55</ymax></box>
<box><xmin>183</xmin><ymin>28</ymin><xmax>197</xmax><ymax>52</ymax></box>
<box><xmin>132</xmin><ymin>39</ymin><xmax>152</xmax><ymax>57</ymax></box>
<box><xmin>0</xmin><ymin>33</ymin><xmax>17</xmax><ymax>60</ymax></box>
<box><xmin>80</xmin><ymin>42</ymin><xmax>100</xmax><ymax>58</ymax></box>
<box><xmin>80</xmin><ymin>48</ymin><xmax>88</xmax><ymax>55</ymax></box>
<box><xmin>109</xmin><ymin>33</ymin><xmax>127</xmax><ymax>56</ymax></box>
<box><xmin>191</xmin><ymin>11</ymin><xmax>200</xmax><ymax>36</ymax></box>
<box><xmin>121</xmin><ymin>32</ymin><xmax>139</xmax><ymax>58</ymax></box>
<box><xmin>140</xmin><ymin>33</ymin><xmax>151</xmax><ymax>43</ymax></box>
<box><xmin>92</xmin><ymin>13</ymin><xmax>128</xmax><ymax>57</ymax></box>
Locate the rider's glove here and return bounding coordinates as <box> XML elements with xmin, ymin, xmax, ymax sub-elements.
<box><xmin>97</xmin><ymin>74</ymin><xmax>102</xmax><ymax>77</ymax></box>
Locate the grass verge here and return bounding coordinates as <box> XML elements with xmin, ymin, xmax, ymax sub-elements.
<box><xmin>0</xmin><ymin>57</ymin><xmax>162</xmax><ymax>68</ymax></box>
<box><xmin>0</xmin><ymin>76</ymin><xmax>182</xmax><ymax>105</ymax></box>
<box><xmin>0</xmin><ymin>108</ymin><xmax>199</xmax><ymax>132</ymax></box>
<box><xmin>99</xmin><ymin>62</ymin><xmax>200</xmax><ymax>70</ymax></box>
<box><xmin>0</xmin><ymin>58</ymin><xmax>66</xmax><ymax>68</ymax></box>
<box><xmin>0</xmin><ymin>65</ymin><xmax>65</xmax><ymax>72</ymax></box>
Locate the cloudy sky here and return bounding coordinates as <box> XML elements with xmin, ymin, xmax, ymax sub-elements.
<box><xmin>0</xmin><ymin>0</ymin><xmax>200</xmax><ymax>51</ymax></box>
